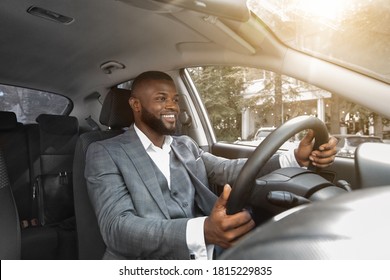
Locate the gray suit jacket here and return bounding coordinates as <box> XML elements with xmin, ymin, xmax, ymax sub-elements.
<box><xmin>85</xmin><ymin>125</ymin><xmax>280</xmax><ymax>259</ymax></box>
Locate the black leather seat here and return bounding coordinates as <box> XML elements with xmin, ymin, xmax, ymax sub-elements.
<box><xmin>0</xmin><ymin>111</ymin><xmax>80</xmax><ymax>259</ymax></box>
<box><xmin>0</xmin><ymin>111</ymin><xmax>32</xmax><ymax>223</ymax></box>
<box><xmin>35</xmin><ymin>114</ymin><xmax>79</xmax><ymax>225</ymax></box>
<box><xmin>0</xmin><ymin>148</ymin><xmax>21</xmax><ymax>259</ymax></box>
<box><xmin>73</xmin><ymin>87</ymin><xmax>133</xmax><ymax>259</ymax></box>
<box><xmin>21</xmin><ymin>114</ymin><xmax>80</xmax><ymax>260</ymax></box>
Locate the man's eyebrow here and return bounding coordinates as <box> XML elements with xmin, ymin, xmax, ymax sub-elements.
<box><xmin>154</xmin><ymin>92</ymin><xmax>179</xmax><ymax>97</ymax></box>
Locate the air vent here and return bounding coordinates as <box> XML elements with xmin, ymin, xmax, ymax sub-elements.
<box><xmin>27</xmin><ymin>6</ymin><xmax>74</xmax><ymax>25</ymax></box>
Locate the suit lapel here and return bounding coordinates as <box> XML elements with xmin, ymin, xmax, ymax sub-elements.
<box><xmin>120</xmin><ymin>127</ymin><xmax>170</xmax><ymax>219</ymax></box>
<box><xmin>171</xmin><ymin>142</ymin><xmax>217</xmax><ymax>215</ymax></box>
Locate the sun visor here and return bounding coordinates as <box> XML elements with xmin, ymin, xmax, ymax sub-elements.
<box><xmin>153</xmin><ymin>0</ymin><xmax>250</xmax><ymax>22</ymax></box>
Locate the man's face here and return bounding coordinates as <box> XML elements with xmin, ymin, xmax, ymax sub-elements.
<box><xmin>135</xmin><ymin>79</ymin><xmax>180</xmax><ymax>136</ymax></box>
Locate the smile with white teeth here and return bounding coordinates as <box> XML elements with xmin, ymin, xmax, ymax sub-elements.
<box><xmin>161</xmin><ymin>114</ymin><xmax>176</xmax><ymax>122</ymax></box>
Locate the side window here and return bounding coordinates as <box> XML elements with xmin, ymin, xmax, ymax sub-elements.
<box><xmin>0</xmin><ymin>84</ymin><xmax>72</xmax><ymax>123</ymax></box>
<box><xmin>186</xmin><ymin>66</ymin><xmax>389</xmax><ymax>156</ymax></box>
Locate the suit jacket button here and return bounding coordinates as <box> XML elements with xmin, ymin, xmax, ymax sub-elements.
<box><xmin>172</xmin><ymin>191</ymin><xmax>178</xmax><ymax>196</ymax></box>
<box><xmin>182</xmin><ymin>202</ymin><xmax>188</xmax><ymax>207</ymax></box>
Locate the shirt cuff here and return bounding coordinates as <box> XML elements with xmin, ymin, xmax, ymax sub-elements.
<box><xmin>279</xmin><ymin>148</ymin><xmax>301</xmax><ymax>168</ymax></box>
<box><xmin>186</xmin><ymin>217</ymin><xmax>214</xmax><ymax>260</ymax></box>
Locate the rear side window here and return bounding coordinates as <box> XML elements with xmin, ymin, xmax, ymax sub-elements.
<box><xmin>0</xmin><ymin>84</ymin><xmax>72</xmax><ymax>123</ymax></box>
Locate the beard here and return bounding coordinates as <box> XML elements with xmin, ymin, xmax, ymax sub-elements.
<box><xmin>140</xmin><ymin>105</ymin><xmax>176</xmax><ymax>135</ymax></box>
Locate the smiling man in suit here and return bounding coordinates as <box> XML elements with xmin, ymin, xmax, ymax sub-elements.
<box><xmin>85</xmin><ymin>71</ymin><xmax>337</xmax><ymax>260</ymax></box>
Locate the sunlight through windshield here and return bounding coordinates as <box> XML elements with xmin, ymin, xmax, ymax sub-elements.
<box><xmin>248</xmin><ymin>0</ymin><xmax>390</xmax><ymax>84</ymax></box>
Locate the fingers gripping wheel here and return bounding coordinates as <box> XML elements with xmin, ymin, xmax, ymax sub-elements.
<box><xmin>226</xmin><ymin>116</ymin><xmax>329</xmax><ymax>215</ymax></box>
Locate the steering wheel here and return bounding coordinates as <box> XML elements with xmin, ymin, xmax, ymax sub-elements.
<box><xmin>226</xmin><ymin>116</ymin><xmax>329</xmax><ymax>215</ymax></box>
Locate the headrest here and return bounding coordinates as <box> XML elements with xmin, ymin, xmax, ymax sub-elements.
<box><xmin>36</xmin><ymin>114</ymin><xmax>79</xmax><ymax>135</ymax></box>
<box><xmin>99</xmin><ymin>87</ymin><xmax>133</xmax><ymax>129</ymax></box>
<box><xmin>0</xmin><ymin>111</ymin><xmax>18</xmax><ymax>130</ymax></box>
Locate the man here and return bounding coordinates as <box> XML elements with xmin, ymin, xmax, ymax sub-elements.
<box><xmin>85</xmin><ymin>71</ymin><xmax>337</xmax><ymax>260</ymax></box>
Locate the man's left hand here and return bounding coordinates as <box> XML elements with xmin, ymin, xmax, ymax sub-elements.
<box><xmin>295</xmin><ymin>129</ymin><xmax>338</xmax><ymax>168</ymax></box>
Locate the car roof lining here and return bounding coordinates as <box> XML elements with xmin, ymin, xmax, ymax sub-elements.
<box><xmin>0</xmin><ymin>0</ymin><xmax>389</xmax><ymax>120</ymax></box>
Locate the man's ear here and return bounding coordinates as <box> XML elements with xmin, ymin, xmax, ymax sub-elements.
<box><xmin>129</xmin><ymin>97</ymin><xmax>140</xmax><ymax>112</ymax></box>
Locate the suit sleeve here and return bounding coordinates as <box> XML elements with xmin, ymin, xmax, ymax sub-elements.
<box><xmin>178</xmin><ymin>135</ymin><xmax>281</xmax><ymax>188</ymax></box>
<box><xmin>200</xmin><ymin>151</ymin><xmax>281</xmax><ymax>187</ymax></box>
<box><xmin>85</xmin><ymin>142</ymin><xmax>190</xmax><ymax>259</ymax></box>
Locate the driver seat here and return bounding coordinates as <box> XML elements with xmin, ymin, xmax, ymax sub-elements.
<box><xmin>73</xmin><ymin>88</ymin><xmax>133</xmax><ymax>259</ymax></box>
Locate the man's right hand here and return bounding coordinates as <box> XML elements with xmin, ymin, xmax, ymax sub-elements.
<box><xmin>204</xmin><ymin>184</ymin><xmax>255</xmax><ymax>248</ymax></box>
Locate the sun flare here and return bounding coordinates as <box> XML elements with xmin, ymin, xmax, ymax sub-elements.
<box><xmin>294</xmin><ymin>0</ymin><xmax>354</xmax><ymax>22</ymax></box>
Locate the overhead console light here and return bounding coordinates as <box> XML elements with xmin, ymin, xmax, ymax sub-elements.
<box><xmin>27</xmin><ymin>6</ymin><xmax>74</xmax><ymax>25</ymax></box>
<box><xmin>153</xmin><ymin>0</ymin><xmax>250</xmax><ymax>21</ymax></box>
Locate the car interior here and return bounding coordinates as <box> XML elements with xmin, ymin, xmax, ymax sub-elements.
<box><xmin>0</xmin><ymin>0</ymin><xmax>390</xmax><ymax>260</ymax></box>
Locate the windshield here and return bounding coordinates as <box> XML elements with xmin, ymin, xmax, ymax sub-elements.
<box><xmin>347</xmin><ymin>136</ymin><xmax>382</xmax><ymax>146</ymax></box>
<box><xmin>257</xmin><ymin>131</ymin><xmax>272</xmax><ymax>137</ymax></box>
<box><xmin>248</xmin><ymin>0</ymin><xmax>390</xmax><ymax>84</ymax></box>
<box><xmin>255</xmin><ymin>130</ymin><xmax>274</xmax><ymax>139</ymax></box>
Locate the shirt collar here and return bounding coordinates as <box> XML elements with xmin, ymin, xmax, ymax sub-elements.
<box><xmin>134</xmin><ymin>124</ymin><xmax>173</xmax><ymax>151</ymax></box>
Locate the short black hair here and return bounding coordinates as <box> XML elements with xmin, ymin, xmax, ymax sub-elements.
<box><xmin>131</xmin><ymin>71</ymin><xmax>173</xmax><ymax>96</ymax></box>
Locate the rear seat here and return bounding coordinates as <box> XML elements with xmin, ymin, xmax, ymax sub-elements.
<box><xmin>0</xmin><ymin>148</ymin><xmax>21</xmax><ymax>259</ymax></box>
<box><xmin>0</xmin><ymin>111</ymin><xmax>79</xmax><ymax>259</ymax></box>
<box><xmin>35</xmin><ymin>114</ymin><xmax>78</xmax><ymax>225</ymax></box>
<box><xmin>0</xmin><ymin>112</ymin><xmax>33</xmax><ymax>222</ymax></box>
